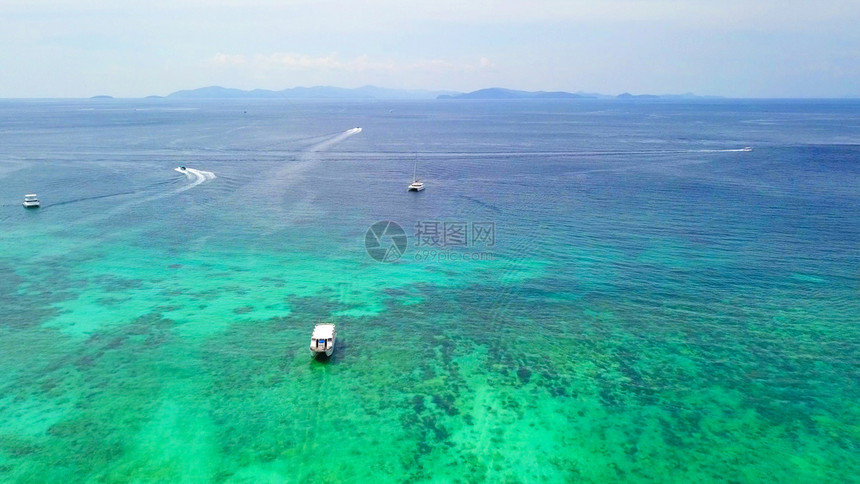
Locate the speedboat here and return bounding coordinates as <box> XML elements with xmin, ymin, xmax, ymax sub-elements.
<box><xmin>310</xmin><ymin>323</ymin><xmax>337</xmax><ymax>357</ymax></box>
<box><xmin>742</xmin><ymin>147</ymin><xmax>753</xmax><ymax>152</ymax></box>
<box><xmin>23</xmin><ymin>194</ymin><xmax>40</xmax><ymax>208</ymax></box>
<box><xmin>408</xmin><ymin>161</ymin><xmax>424</xmax><ymax>192</ymax></box>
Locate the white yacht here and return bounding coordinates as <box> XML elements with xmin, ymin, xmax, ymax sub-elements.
<box><xmin>310</xmin><ymin>323</ymin><xmax>337</xmax><ymax>357</ymax></box>
<box><xmin>408</xmin><ymin>162</ymin><xmax>424</xmax><ymax>192</ymax></box>
<box><xmin>22</xmin><ymin>194</ymin><xmax>40</xmax><ymax>208</ymax></box>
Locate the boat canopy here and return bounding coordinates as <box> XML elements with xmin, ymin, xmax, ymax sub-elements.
<box><xmin>311</xmin><ymin>324</ymin><xmax>335</xmax><ymax>340</ymax></box>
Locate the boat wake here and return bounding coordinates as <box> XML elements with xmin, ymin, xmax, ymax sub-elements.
<box><xmin>175</xmin><ymin>167</ymin><xmax>217</xmax><ymax>192</ymax></box>
<box><xmin>228</xmin><ymin>127</ymin><xmax>363</xmax><ymax>233</ymax></box>
<box><xmin>696</xmin><ymin>147</ymin><xmax>753</xmax><ymax>153</ymax></box>
<box><xmin>309</xmin><ymin>127</ymin><xmax>362</xmax><ymax>152</ymax></box>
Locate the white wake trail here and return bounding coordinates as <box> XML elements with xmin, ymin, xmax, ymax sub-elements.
<box><xmin>229</xmin><ymin>127</ymin><xmax>363</xmax><ymax>233</ymax></box>
<box><xmin>695</xmin><ymin>147</ymin><xmax>753</xmax><ymax>153</ymax></box>
<box><xmin>309</xmin><ymin>127</ymin><xmax>362</xmax><ymax>152</ymax></box>
<box><xmin>17</xmin><ymin>166</ymin><xmax>219</xmax><ymax>243</ymax></box>
<box><xmin>175</xmin><ymin>167</ymin><xmax>216</xmax><ymax>192</ymax></box>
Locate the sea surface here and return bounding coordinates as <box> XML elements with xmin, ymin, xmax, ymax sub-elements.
<box><xmin>0</xmin><ymin>98</ymin><xmax>858</xmax><ymax>483</ymax></box>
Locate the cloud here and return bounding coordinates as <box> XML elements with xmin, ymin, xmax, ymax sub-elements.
<box><xmin>257</xmin><ymin>53</ymin><xmax>342</xmax><ymax>69</ymax></box>
<box><xmin>468</xmin><ymin>57</ymin><xmax>495</xmax><ymax>71</ymax></box>
<box><xmin>210</xmin><ymin>53</ymin><xmax>246</xmax><ymax>66</ymax></box>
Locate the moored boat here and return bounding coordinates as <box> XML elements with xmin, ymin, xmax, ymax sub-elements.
<box><xmin>23</xmin><ymin>194</ymin><xmax>40</xmax><ymax>208</ymax></box>
<box><xmin>408</xmin><ymin>161</ymin><xmax>424</xmax><ymax>192</ymax></box>
<box><xmin>310</xmin><ymin>323</ymin><xmax>337</xmax><ymax>357</ymax></box>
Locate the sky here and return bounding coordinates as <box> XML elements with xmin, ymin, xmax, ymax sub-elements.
<box><xmin>2</xmin><ymin>0</ymin><xmax>860</xmax><ymax>98</ymax></box>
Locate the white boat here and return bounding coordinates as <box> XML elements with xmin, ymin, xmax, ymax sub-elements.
<box><xmin>22</xmin><ymin>194</ymin><xmax>40</xmax><ymax>208</ymax></box>
<box><xmin>742</xmin><ymin>147</ymin><xmax>753</xmax><ymax>152</ymax></box>
<box><xmin>408</xmin><ymin>161</ymin><xmax>424</xmax><ymax>192</ymax></box>
<box><xmin>310</xmin><ymin>323</ymin><xmax>337</xmax><ymax>357</ymax></box>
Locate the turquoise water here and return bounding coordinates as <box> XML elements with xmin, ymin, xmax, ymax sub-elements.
<box><xmin>0</xmin><ymin>99</ymin><xmax>858</xmax><ymax>482</ymax></box>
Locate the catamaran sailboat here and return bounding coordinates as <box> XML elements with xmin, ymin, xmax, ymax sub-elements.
<box><xmin>408</xmin><ymin>162</ymin><xmax>424</xmax><ymax>192</ymax></box>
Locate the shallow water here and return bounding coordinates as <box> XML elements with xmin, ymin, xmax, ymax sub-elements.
<box><xmin>1</xmin><ymin>99</ymin><xmax>858</xmax><ymax>482</ymax></box>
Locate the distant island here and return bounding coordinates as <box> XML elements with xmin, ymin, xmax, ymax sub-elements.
<box><xmin>160</xmin><ymin>85</ymin><xmax>724</xmax><ymax>101</ymax></box>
